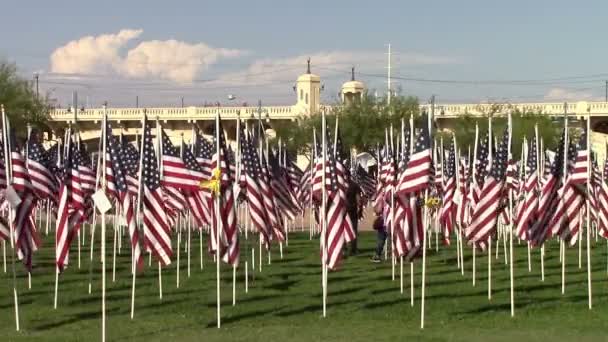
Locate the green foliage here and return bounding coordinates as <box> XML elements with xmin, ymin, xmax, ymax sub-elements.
<box><xmin>278</xmin><ymin>94</ymin><xmax>421</xmax><ymax>157</ymax></box>
<box><xmin>0</xmin><ymin>60</ymin><xmax>50</xmax><ymax>137</ymax></box>
<box><xmin>446</xmin><ymin>109</ymin><xmax>562</xmax><ymax>159</ymax></box>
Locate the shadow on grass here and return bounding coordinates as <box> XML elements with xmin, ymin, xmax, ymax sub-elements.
<box><xmin>206</xmin><ymin>306</ymin><xmax>287</xmax><ymax>327</ymax></box>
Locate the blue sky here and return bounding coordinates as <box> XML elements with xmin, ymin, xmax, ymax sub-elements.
<box><xmin>1</xmin><ymin>0</ymin><xmax>607</xmax><ymax>107</ymax></box>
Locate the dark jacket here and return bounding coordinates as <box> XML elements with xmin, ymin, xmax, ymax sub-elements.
<box><xmin>373</xmin><ymin>215</ymin><xmax>385</xmax><ymax>232</ymax></box>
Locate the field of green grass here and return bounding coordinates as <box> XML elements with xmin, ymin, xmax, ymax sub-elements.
<box><xmin>2</xmin><ymin>230</ymin><xmax>608</xmax><ymax>341</ymax></box>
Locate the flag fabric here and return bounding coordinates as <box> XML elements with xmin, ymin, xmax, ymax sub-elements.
<box><xmin>105</xmin><ymin>122</ymin><xmax>142</xmax><ymax>270</ymax></box>
<box><xmin>396</xmin><ymin>117</ymin><xmax>432</xmax><ymax>196</ymax></box>
<box><xmin>239</xmin><ymin>126</ymin><xmax>271</xmax><ymax>245</ymax></box>
<box><xmin>180</xmin><ymin>139</ymin><xmax>212</xmax><ymax>228</ymax></box>
<box><xmin>27</xmin><ymin>130</ymin><xmax>57</xmax><ymax>202</ymax></box>
<box><xmin>456</xmin><ymin>156</ymin><xmax>470</xmax><ymax>227</ymax></box>
<box><xmin>141</xmin><ymin>116</ymin><xmax>172</xmax><ymax>266</ymax></box>
<box><xmin>55</xmin><ymin>136</ymin><xmax>79</xmax><ymax>271</ymax></box>
<box><xmin>439</xmin><ymin>139</ymin><xmax>456</xmax><ymax>244</ymax></box>
<box><xmin>324</xmin><ymin>128</ymin><xmax>349</xmax><ymax>270</ymax></box>
<box><xmin>161</xmin><ymin>129</ymin><xmax>205</xmax><ymax>191</ymax></box>
<box><xmin>515</xmin><ymin>137</ymin><xmax>539</xmax><ymax>240</ymax></box>
<box><xmin>9</xmin><ymin>128</ymin><xmax>41</xmax><ymax>270</ymax></box>
<box><xmin>466</xmin><ymin>128</ymin><xmax>509</xmax><ymax>247</ymax></box>
<box><xmin>529</xmin><ymin>130</ymin><xmax>565</xmax><ymax>246</ymax></box>
<box><xmin>259</xmin><ymin>148</ymin><xmax>285</xmax><ymax>243</ymax></box>
<box><xmin>598</xmin><ymin>147</ymin><xmax>608</xmax><ymax>238</ymax></box>
<box><xmin>547</xmin><ymin>129</ymin><xmax>587</xmax><ymax>245</ymax></box>
<box><xmin>209</xmin><ymin>117</ymin><xmax>239</xmax><ymax>266</ymax></box>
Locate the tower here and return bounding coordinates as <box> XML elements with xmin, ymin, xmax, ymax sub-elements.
<box><xmin>295</xmin><ymin>58</ymin><xmax>321</xmax><ymax>115</ymax></box>
<box><xmin>341</xmin><ymin>67</ymin><xmax>365</xmax><ymax>105</ymax></box>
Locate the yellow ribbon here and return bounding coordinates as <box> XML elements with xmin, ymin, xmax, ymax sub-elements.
<box><xmin>425</xmin><ymin>197</ymin><xmax>441</xmax><ymax>209</ymax></box>
<box><xmin>200</xmin><ymin>168</ymin><xmax>221</xmax><ymax>195</ymax></box>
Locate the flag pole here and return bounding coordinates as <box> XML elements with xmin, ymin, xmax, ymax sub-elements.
<box><xmin>454</xmin><ymin>134</ymin><xmax>461</xmax><ymax>270</ymax></box>
<box><xmin>508</xmin><ymin>111</ymin><xmax>515</xmax><ymax>317</ymax></box>
<box><xmin>88</xmin><ymin>140</ymin><xmax>103</xmax><ymax>294</ymax></box>
<box><xmin>586</xmin><ymin>109</ymin><xmax>592</xmax><ymax>309</ymax></box>
<box><xmin>215</xmin><ymin>109</ymin><xmax>222</xmax><ymax>328</ymax></box>
<box><xmin>131</xmin><ymin>111</ymin><xmax>146</xmax><ymax>319</ymax></box>
<box><xmin>562</xmin><ymin>103</ymin><xmax>569</xmax><ymax>294</ymax></box>
<box><xmin>2</xmin><ymin>105</ymin><xmax>20</xmax><ymax>331</ymax></box>
<box><xmin>101</xmin><ymin>104</ymin><xmax>108</xmax><ymax>342</ymax></box>
<box><xmin>472</xmin><ymin>123</ymin><xmax>479</xmax><ymax>286</ymax></box>
<box><xmin>487</xmin><ymin>114</ymin><xmax>493</xmax><ymax>301</ymax></box>
<box><xmin>176</xmin><ymin>133</ymin><xmax>184</xmax><ymax>289</ymax></box>
<box><xmin>155</xmin><ymin>118</ymin><xmax>164</xmax><ymax>300</ymax></box>
<box><xmin>537</xmin><ymin>135</ymin><xmax>545</xmax><ymax>281</ymax></box>
<box><xmin>389</xmin><ymin>123</ymin><xmax>396</xmax><ymax>282</ymax></box>
<box><xmin>321</xmin><ymin>108</ymin><xmax>328</xmax><ymax>318</ymax></box>
<box><xmin>409</xmin><ymin>114</ymin><xmax>415</xmax><ymax>307</ymax></box>
<box><xmin>400</xmin><ymin>118</ymin><xmax>405</xmax><ymax>294</ymax></box>
<box><xmin>421</xmin><ymin>100</ymin><xmax>434</xmax><ymax>329</ymax></box>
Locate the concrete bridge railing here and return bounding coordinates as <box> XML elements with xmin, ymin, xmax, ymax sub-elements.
<box><xmin>49</xmin><ymin>105</ymin><xmax>299</xmax><ymax>123</ymax></box>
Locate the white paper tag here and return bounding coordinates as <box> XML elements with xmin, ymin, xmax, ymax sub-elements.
<box><xmin>92</xmin><ymin>190</ymin><xmax>112</xmax><ymax>214</ymax></box>
<box><xmin>5</xmin><ymin>186</ymin><xmax>21</xmax><ymax>208</ymax></box>
<box><xmin>118</xmin><ymin>215</ymin><xmax>127</xmax><ymax>227</ymax></box>
<box><xmin>452</xmin><ymin>191</ymin><xmax>462</xmax><ymax>205</ymax></box>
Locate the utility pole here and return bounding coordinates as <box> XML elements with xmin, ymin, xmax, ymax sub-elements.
<box><xmin>34</xmin><ymin>73</ymin><xmax>39</xmax><ymax>99</ymax></box>
<box><xmin>136</xmin><ymin>95</ymin><xmax>139</xmax><ymax>108</ymax></box>
<box><xmin>387</xmin><ymin>44</ymin><xmax>391</xmax><ymax>106</ymax></box>
<box><xmin>605</xmin><ymin>80</ymin><xmax>607</xmax><ymax>102</ymax></box>
<box><xmin>181</xmin><ymin>97</ymin><xmax>184</xmax><ymax>108</ymax></box>
<box><xmin>72</xmin><ymin>91</ymin><xmax>78</xmax><ymax>123</ymax></box>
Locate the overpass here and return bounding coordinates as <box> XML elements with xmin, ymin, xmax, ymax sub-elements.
<box><xmin>45</xmin><ymin>62</ymin><xmax>608</xmax><ymax>164</ymax></box>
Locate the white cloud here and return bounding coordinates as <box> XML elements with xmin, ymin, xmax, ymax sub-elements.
<box><xmin>213</xmin><ymin>50</ymin><xmax>461</xmax><ymax>87</ymax></box>
<box><xmin>50</xmin><ymin>29</ymin><xmax>142</xmax><ymax>75</ymax></box>
<box><xmin>50</xmin><ymin>29</ymin><xmax>244</xmax><ymax>83</ymax></box>
<box><xmin>544</xmin><ymin>87</ymin><xmax>597</xmax><ymax>101</ymax></box>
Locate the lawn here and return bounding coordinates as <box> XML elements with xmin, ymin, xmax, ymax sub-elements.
<box><xmin>1</xmin><ymin>229</ymin><xmax>608</xmax><ymax>342</ymax></box>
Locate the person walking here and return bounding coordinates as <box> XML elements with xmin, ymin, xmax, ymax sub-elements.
<box><xmin>371</xmin><ymin>212</ymin><xmax>387</xmax><ymax>263</ymax></box>
<box><xmin>346</xmin><ymin>178</ymin><xmax>362</xmax><ymax>255</ymax></box>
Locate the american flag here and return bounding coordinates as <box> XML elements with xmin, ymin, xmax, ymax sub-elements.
<box><xmin>324</xmin><ymin>127</ymin><xmax>350</xmax><ymax>270</ymax></box>
<box><xmin>76</xmin><ymin>141</ymin><xmax>96</xmax><ymax>195</ymax></box>
<box><xmin>210</xmin><ymin>117</ymin><xmax>239</xmax><ymax>265</ymax></box>
<box><xmin>239</xmin><ymin>126</ymin><xmax>271</xmax><ymax>245</ymax></box>
<box><xmin>297</xmin><ymin>162</ymin><xmax>312</xmax><ymax>205</ymax></box>
<box><xmin>0</xmin><ymin>136</ymin><xmax>6</xmax><ymax>190</ymax></box>
<box><xmin>120</xmin><ymin>134</ymin><xmax>140</xmax><ymax>197</ymax></box>
<box><xmin>396</xmin><ymin>116</ymin><xmax>432</xmax><ymax>196</ymax></box>
<box><xmin>312</xmin><ymin>130</ymin><xmax>331</xmax><ymax>203</ymax></box>
<box><xmin>529</xmin><ymin>130</ymin><xmax>565</xmax><ymax>246</ymax></box>
<box><xmin>161</xmin><ymin>129</ymin><xmax>205</xmax><ymax>191</ymax></box>
<box><xmin>392</xmin><ymin>124</ymin><xmax>411</xmax><ymax>258</ymax></box>
<box><xmin>466</xmin><ymin>128</ymin><xmax>509</xmax><ymax>246</ymax></box>
<box><xmin>141</xmin><ymin>116</ymin><xmax>172</xmax><ymax>266</ymax></box>
<box><xmin>456</xmin><ymin>156</ymin><xmax>470</xmax><ymax>227</ymax></box>
<box><xmin>55</xmin><ymin>136</ymin><xmax>80</xmax><ymax>271</ymax></box>
<box><xmin>472</xmin><ymin>133</ymin><xmax>490</xmax><ymax>204</ymax></box>
<box><xmin>515</xmin><ymin>137</ymin><xmax>539</xmax><ymax>240</ymax></box>
<box><xmin>8</xmin><ymin>128</ymin><xmax>41</xmax><ymax>270</ymax></box>
<box><xmin>284</xmin><ymin>150</ymin><xmax>303</xmax><ymax>196</ymax></box>
<box><xmin>259</xmin><ymin>147</ymin><xmax>285</xmax><ymax>243</ymax></box>
<box><xmin>268</xmin><ymin>150</ymin><xmax>299</xmax><ymax>221</ymax></box>
<box><xmin>598</xmin><ymin>147</ymin><xmax>608</xmax><ymax>238</ymax></box>
<box><xmin>439</xmin><ymin>139</ymin><xmax>456</xmax><ymax>244</ymax></box>
<box><xmin>27</xmin><ymin>130</ymin><xmax>57</xmax><ymax>202</ymax></box>
<box><xmin>548</xmin><ymin>129</ymin><xmax>587</xmax><ymax>245</ymax></box>
<box><xmin>104</xmin><ymin>122</ymin><xmax>143</xmax><ymax>270</ymax></box>
<box><xmin>178</xmin><ymin>138</ymin><xmax>211</xmax><ymax>228</ymax></box>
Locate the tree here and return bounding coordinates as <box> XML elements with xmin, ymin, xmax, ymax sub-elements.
<box><xmin>275</xmin><ymin>93</ymin><xmax>421</xmax><ymax>158</ymax></box>
<box><xmin>0</xmin><ymin>60</ymin><xmax>50</xmax><ymax>136</ymax></box>
<box><xmin>440</xmin><ymin>108</ymin><xmax>563</xmax><ymax>159</ymax></box>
